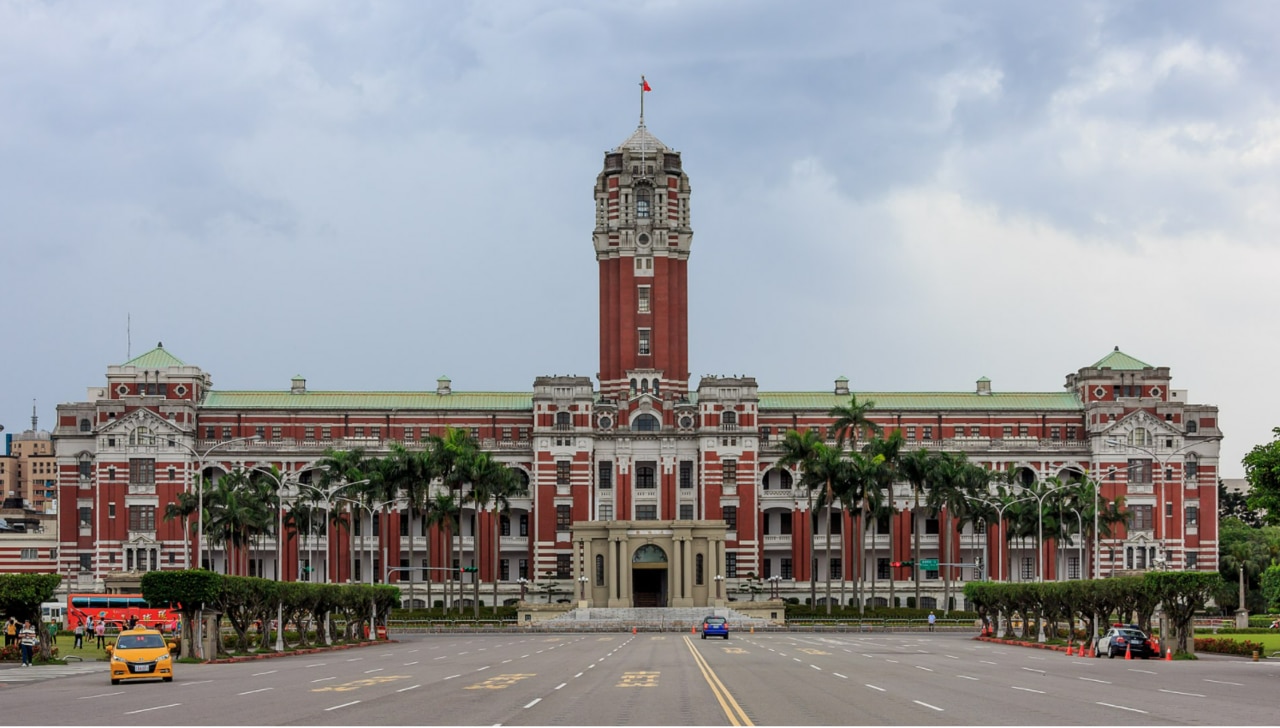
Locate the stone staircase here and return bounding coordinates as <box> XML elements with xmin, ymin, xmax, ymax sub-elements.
<box><xmin>544</xmin><ymin>606</ymin><xmax>774</xmax><ymax>630</ymax></box>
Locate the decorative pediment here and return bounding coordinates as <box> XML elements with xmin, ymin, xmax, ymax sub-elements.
<box><xmin>1104</xmin><ymin>410</ymin><xmax>1178</xmax><ymax>444</ymax></box>
<box><xmin>99</xmin><ymin>408</ymin><xmax>183</xmax><ymax>439</ymax></box>
<box><xmin>126</xmin><ymin>533</ymin><xmax>159</xmax><ymax>547</ymax></box>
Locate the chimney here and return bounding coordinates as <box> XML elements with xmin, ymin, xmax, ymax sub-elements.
<box><xmin>977</xmin><ymin>377</ymin><xmax>991</xmax><ymax>396</ymax></box>
<box><xmin>290</xmin><ymin>375</ymin><xmax>306</xmax><ymax>395</ymax></box>
<box><xmin>834</xmin><ymin>376</ymin><xmax>850</xmax><ymax>396</ymax></box>
<box><xmin>437</xmin><ymin>376</ymin><xmax>452</xmax><ymax>396</ymax></box>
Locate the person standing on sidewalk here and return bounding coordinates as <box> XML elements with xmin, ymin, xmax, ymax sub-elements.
<box><xmin>927</xmin><ymin>611</ymin><xmax>937</xmax><ymax>632</ymax></box>
<box><xmin>18</xmin><ymin>620</ymin><xmax>38</xmax><ymax>667</ymax></box>
<box><xmin>4</xmin><ymin>617</ymin><xmax>16</xmax><ymax>647</ymax></box>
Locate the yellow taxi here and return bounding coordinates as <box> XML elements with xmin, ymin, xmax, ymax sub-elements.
<box><xmin>107</xmin><ymin>627</ymin><xmax>176</xmax><ymax>685</ymax></box>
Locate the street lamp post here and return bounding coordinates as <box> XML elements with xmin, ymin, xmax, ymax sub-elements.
<box><xmin>578</xmin><ymin>576</ymin><xmax>588</xmax><ymax>601</ymax></box>
<box><xmin>1007</xmin><ymin>482</ymin><xmax>1073</xmax><ymax>583</ymax></box>
<box><xmin>966</xmin><ymin>495</ymin><xmax>1036</xmax><ymax>582</ymax></box>
<box><xmin>251</xmin><ymin>464</ymin><xmax>328</xmax><ymax>652</ymax></box>
<box><xmin>296</xmin><ymin>480</ymin><xmax>369</xmax><ymax>584</ymax></box>
<box><xmin>714</xmin><ymin>574</ymin><xmax>724</xmax><ymax>601</ymax></box>
<box><xmin>517</xmin><ymin>577</ymin><xmax>530</xmax><ymax>602</ymax></box>
<box><xmin>767</xmin><ymin>575</ymin><xmax>782</xmax><ymax>600</ymax></box>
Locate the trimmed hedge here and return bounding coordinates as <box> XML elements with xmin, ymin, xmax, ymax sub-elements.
<box><xmin>1195</xmin><ymin>637</ymin><xmax>1265</xmax><ymax>656</ymax></box>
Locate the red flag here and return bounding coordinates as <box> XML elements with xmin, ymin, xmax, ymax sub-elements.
<box><xmin>642</xmin><ymin>78</ymin><xmax>652</xmax><ymax>92</ymax></box>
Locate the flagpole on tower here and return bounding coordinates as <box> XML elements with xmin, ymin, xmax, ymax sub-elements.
<box><xmin>639</xmin><ymin>75</ymin><xmax>647</xmax><ymax>126</ymax></box>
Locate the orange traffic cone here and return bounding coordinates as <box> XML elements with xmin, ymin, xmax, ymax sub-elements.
<box><xmin>1125</xmin><ymin>644</ymin><xmax>1132</xmax><ymax>660</ymax></box>
<box><xmin>1165</xmin><ymin>647</ymin><xmax>1173</xmax><ymax>661</ymax></box>
<box><xmin>1065</xmin><ymin>642</ymin><xmax>1073</xmax><ymax>657</ymax></box>
<box><xmin>691</xmin><ymin>625</ymin><xmax>696</xmax><ymax>634</ymax></box>
<box><xmin>632</xmin><ymin>626</ymin><xmax>637</xmax><ymax>635</ymax></box>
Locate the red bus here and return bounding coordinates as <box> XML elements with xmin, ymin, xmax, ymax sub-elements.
<box><xmin>66</xmin><ymin>593</ymin><xmax>179</xmax><ymax>631</ymax></box>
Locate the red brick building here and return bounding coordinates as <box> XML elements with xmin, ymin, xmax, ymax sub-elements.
<box><xmin>52</xmin><ymin>121</ymin><xmax>1222</xmax><ymax>608</ymax></box>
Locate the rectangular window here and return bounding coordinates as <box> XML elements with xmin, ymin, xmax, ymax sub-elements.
<box><xmin>1050</xmin><ymin>426</ymin><xmax>1061</xmax><ymax>440</ymax></box>
<box><xmin>955</xmin><ymin>426</ymin><xmax>965</xmax><ymax>438</ymax></box>
<box><xmin>1067</xmin><ymin>426</ymin><xmax>1078</xmax><ymax>440</ymax></box>
<box><xmin>205</xmin><ymin>426</ymin><xmax>216</xmax><ymax>439</ymax></box>
<box><xmin>371</xmin><ymin>426</ymin><xmax>381</xmax><ymax>440</ymax></box>
<box><xmin>637</xmin><ymin>286</ymin><xmax>650</xmax><ymax>313</ymax></box>
<box><xmin>1018</xmin><ymin>424</ymin><xmax>1029</xmax><ymax>437</ymax></box>
<box><xmin>222</xmin><ymin>426</ymin><xmax>232</xmax><ymax>439</ymax></box>
<box><xmin>272</xmin><ymin>426</ymin><xmax>282</xmax><ymax>440</ymax></box>
<box><xmin>501</xmin><ymin>427</ymin><xmax>511</xmax><ymax>442</ymax></box>
<box><xmin>1166</xmin><ymin>502</ymin><xmax>1174</xmax><ymax>518</ymax></box>
<box><xmin>1130</xmin><ymin>504</ymin><xmax>1153</xmax><ymax>530</ymax></box>
<box><xmin>1186</xmin><ymin>552</ymin><xmax>1198</xmax><ymax>569</ymax></box>
<box><xmin>830</xmin><ymin>512</ymin><xmax>842</xmax><ymax>534</ymax></box>
<box><xmin>128</xmin><ymin>505</ymin><xmax>156</xmax><ymax>531</ymax></box>
<box><xmin>722</xmin><ymin>505</ymin><xmax>737</xmax><ymax>529</ymax></box>
<box><xmin>638</xmin><ymin>328</ymin><xmax>651</xmax><ymax>356</ymax></box>
<box><xmin>1186</xmin><ymin>459</ymin><xmax>1199</xmax><ymax>478</ymax></box>
<box><xmin>354</xmin><ymin>426</ymin><xmax>364</xmax><ymax>438</ymax></box>
<box><xmin>500</xmin><ymin>559</ymin><xmax>510</xmax><ymax>581</ymax></box>
<box><xmin>1021</xmin><ymin>557</ymin><xmax>1035</xmax><ymax>580</ymax></box>
<box><xmin>922</xmin><ymin>426</ymin><xmax>933</xmax><ymax>440</ymax></box>
<box><xmin>679</xmin><ymin>461</ymin><xmax>693</xmax><ymax>489</ymax></box>
<box><xmin>256</xmin><ymin>425</ymin><xmax>267</xmax><ymax>439</ymax></box>
<box><xmin>519</xmin><ymin>514</ymin><xmax>528</xmax><ymax>537</ymax></box>
<box><xmin>971</xmin><ymin>425</ymin><xmax>981</xmax><ymax>437</ymax></box>
<box><xmin>780</xmin><ymin>515</ymin><xmax>793</xmax><ymax>535</ymax></box>
<box><xmin>519</xmin><ymin>427</ymin><xmax>529</xmax><ymax>441</ymax></box>
<box><xmin>925</xmin><ymin>517</ymin><xmax>939</xmax><ymax>535</ymax></box>
<box><xmin>322</xmin><ymin>427</ymin><xmax>331</xmax><ymax>439</ymax></box>
<box><xmin>79</xmin><ymin>554</ymin><xmax>92</xmax><ymax>571</ymax></box>
<box><xmin>761</xmin><ymin>426</ymin><xmax>772</xmax><ymax>443</ymax></box>
<box><xmin>1128</xmin><ymin>459</ymin><xmax>1153</xmax><ymax>484</ymax></box>
<box><xmin>722</xmin><ymin>459</ymin><xmax>737</xmax><ymax>485</ymax></box>
<box><xmin>129</xmin><ymin>459</ymin><xmax>155</xmax><ymax>486</ymax></box>
<box><xmin>925</xmin><ymin>568</ymin><xmax>939</xmax><ymax>580</ymax></box>
<box><xmin>556</xmin><ymin>554</ymin><xmax>571</xmax><ymax>579</ymax></box>
<box><xmin>725</xmin><ymin>553</ymin><xmax>737</xmax><ymax>578</ymax></box>
<box><xmin>636</xmin><ymin>463</ymin><xmax>656</xmax><ymax>489</ymax></box>
<box><xmin>20</xmin><ymin>548</ymin><xmax>36</xmax><ymax>560</ymax></box>
<box><xmin>599</xmin><ymin>504</ymin><xmax>613</xmax><ymax>521</ymax></box>
<box><xmin>830</xmin><ymin>557</ymin><xmax>842</xmax><ymax>580</ymax></box>
<box><xmin>877</xmin><ymin>558</ymin><xmax>891</xmax><ymax>579</ymax></box>
<box><xmin>556</xmin><ymin>460</ymin><xmax>571</xmax><ymax>486</ymax></box>
<box><xmin>1002</xmin><ymin>425</ymin><xmax>1013</xmax><ymax>438</ymax></box>
<box><xmin>519</xmin><ymin>558</ymin><xmax>528</xmax><ymax>579</ymax></box>
<box><xmin>598</xmin><ymin>461</ymin><xmax>613</xmax><ymax>489</ymax></box>
<box><xmin>109</xmin><ymin>503</ymin><xmax>116</xmax><ymax>518</ymax></box>
<box><xmin>1186</xmin><ymin>505</ymin><xmax>1199</xmax><ymax>525</ymax></box>
<box><xmin>79</xmin><ymin>506</ymin><xmax>92</xmax><ymax>528</ymax></box>
<box><xmin>906</xmin><ymin>426</ymin><xmax>916</xmax><ymax>440</ymax></box>
<box><xmin>1067</xmin><ymin>555</ymin><xmax>1080</xmax><ymax>580</ymax></box>
<box><xmin>636</xmin><ymin>505</ymin><xmax>658</xmax><ymax>520</ymax></box>
<box><xmin>304</xmin><ymin>426</ymin><xmax>315</xmax><ymax>441</ymax></box>
<box><xmin>679</xmin><ymin>504</ymin><xmax>694</xmax><ymax>520</ymax></box>
<box><xmin>781</xmin><ymin>558</ymin><xmax>793</xmax><ymax>579</ymax></box>
<box><xmin>556</xmin><ymin>505</ymin><xmax>572</xmax><ymax>531</ymax></box>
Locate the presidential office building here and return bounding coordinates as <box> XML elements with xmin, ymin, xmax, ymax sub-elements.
<box><xmin>51</xmin><ymin>120</ymin><xmax>1223</xmax><ymax>609</ymax></box>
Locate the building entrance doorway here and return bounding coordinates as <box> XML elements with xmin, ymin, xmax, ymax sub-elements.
<box><xmin>631</xmin><ymin>544</ymin><xmax>669</xmax><ymax>607</ymax></box>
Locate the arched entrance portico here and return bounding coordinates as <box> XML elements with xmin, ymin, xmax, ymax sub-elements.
<box><xmin>632</xmin><ymin>544</ymin><xmax>669</xmax><ymax>607</ymax></box>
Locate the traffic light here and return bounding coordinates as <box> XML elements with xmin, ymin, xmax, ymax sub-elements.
<box><xmin>890</xmin><ymin>560</ymin><xmax>914</xmax><ymax>568</ymax></box>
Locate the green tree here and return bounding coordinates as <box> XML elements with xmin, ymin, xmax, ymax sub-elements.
<box><xmin>775</xmin><ymin>428</ymin><xmax>827</xmax><ymax>608</ymax></box>
<box><xmin>898</xmin><ymin>448</ymin><xmax>940</xmax><ymax>606</ymax></box>
<box><xmin>1244</xmin><ymin>427</ymin><xmax>1280</xmax><ymax>524</ymax></box>
<box><xmin>863</xmin><ymin>432</ymin><xmax>904</xmax><ymax>608</ymax></box>
<box><xmin>1219</xmin><ymin>479</ymin><xmax>1264</xmax><ymax>527</ymax></box>
<box><xmin>203</xmin><ymin>468</ymin><xmax>274</xmax><ymax>575</ymax></box>
<box><xmin>316</xmin><ymin>447</ymin><xmax>371</xmax><ymax>585</ymax></box>
<box><xmin>1146</xmin><ymin>572</ymin><xmax>1222</xmax><ymax>654</ymax></box>
<box><xmin>0</xmin><ymin>574</ymin><xmax>61</xmax><ymax>660</ymax></box>
<box><xmin>140</xmin><ymin>570</ymin><xmax>221</xmax><ymax>659</ymax></box>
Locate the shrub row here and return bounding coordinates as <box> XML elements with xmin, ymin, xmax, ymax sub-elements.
<box><xmin>1195</xmin><ymin>637</ymin><xmax>1266</xmax><ymax>656</ymax></box>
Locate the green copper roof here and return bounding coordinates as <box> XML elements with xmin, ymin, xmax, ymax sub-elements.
<box><xmin>121</xmin><ymin>344</ymin><xmax>187</xmax><ymax>369</ymax></box>
<box><xmin>203</xmin><ymin>391</ymin><xmax>533</xmax><ymax>411</ymax></box>
<box><xmin>759</xmin><ymin>391</ymin><xmax>1082</xmax><ymax>411</ymax></box>
<box><xmin>1091</xmin><ymin>348</ymin><xmax>1152</xmax><ymax>371</ymax></box>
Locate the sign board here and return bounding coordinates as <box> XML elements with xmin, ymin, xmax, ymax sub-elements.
<box><xmin>920</xmin><ymin>558</ymin><xmax>939</xmax><ymax>570</ymax></box>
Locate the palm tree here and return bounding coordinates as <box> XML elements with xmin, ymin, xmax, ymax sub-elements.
<box><xmin>805</xmin><ymin>444</ymin><xmax>845</xmax><ymax>614</ymax></box>
<box><xmin>202</xmin><ymin>468</ymin><xmax>273</xmax><ymax>575</ymax></box>
<box><xmin>316</xmin><ymin>448</ymin><xmax>370</xmax><ymax>583</ymax></box>
<box><xmin>426</xmin><ymin>492</ymin><xmax>460</xmax><ymax>610</ymax></box>
<box><xmin>162</xmin><ymin>490</ymin><xmax>199</xmax><ymax>568</ymax></box>
<box><xmin>462</xmin><ymin>451</ymin><xmax>514</xmax><ymax>617</ymax></box>
<box><xmin>776</xmin><ymin>428</ymin><xmax>826</xmax><ymax>606</ymax></box>
<box><xmin>927</xmin><ymin>452</ymin><xmax>978</xmax><ymax>612</ymax></box>
<box><xmin>828</xmin><ymin>395</ymin><xmax>882</xmax><ymax>611</ymax></box>
<box><xmin>427</xmin><ymin>428</ymin><xmax>477</xmax><ymax>613</ymax></box>
<box><xmin>863</xmin><ymin>432</ymin><xmax>904</xmax><ymax>608</ymax></box>
<box><xmin>898</xmin><ymin>448</ymin><xmax>939</xmax><ymax>607</ymax></box>
<box><xmin>839</xmin><ymin>450</ymin><xmax>882</xmax><ymax>614</ymax></box>
<box><xmin>1222</xmin><ymin>540</ymin><xmax>1267</xmax><ymax>612</ymax></box>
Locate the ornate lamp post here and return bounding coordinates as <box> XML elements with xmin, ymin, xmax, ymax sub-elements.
<box><xmin>714</xmin><ymin>574</ymin><xmax>724</xmax><ymax>600</ymax></box>
<box><xmin>578</xmin><ymin>576</ymin><xmax>588</xmax><ymax>600</ymax></box>
<box><xmin>767</xmin><ymin>574</ymin><xmax>782</xmax><ymax>600</ymax></box>
<box><xmin>517</xmin><ymin>577</ymin><xmax>530</xmax><ymax>602</ymax></box>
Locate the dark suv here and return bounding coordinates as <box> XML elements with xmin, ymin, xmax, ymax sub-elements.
<box><xmin>1097</xmin><ymin>626</ymin><xmax>1154</xmax><ymax>659</ymax></box>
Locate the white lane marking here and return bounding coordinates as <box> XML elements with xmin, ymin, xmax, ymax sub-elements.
<box><xmin>325</xmin><ymin>701</ymin><xmax>361</xmax><ymax>712</ymax></box>
<box><xmin>886</xmin><ymin>659</ymin><xmax>899</xmax><ymax>663</ymax></box>
<box><xmin>397</xmin><ymin>685</ymin><xmax>420</xmax><ymax>693</ymax></box>
<box><xmin>306</xmin><ymin>663</ymin><xmax>327</xmax><ymax>668</ymax></box>
<box><xmin>861</xmin><ymin>653</ymin><xmax>874</xmax><ymax>658</ymax></box>
<box><xmin>521</xmin><ymin>655</ymin><xmax>530</xmax><ymax>659</ymax></box>
<box><xmin>238</xmin><ymin>688</ymin><xmax>274</xmax><ymax>696</ymax></box>
<box><xmin>944</xmin><ymin>654</ymin><xmax>958</xmax><ymax>659</ymax></box>
<box><xmin>180</xmin><ymin>680</ymin><xmax>213</xmax><ymax>686</ymax></box>
<box><xmin>1027</xmin><ymin>656</ymin><xmax>1044</xmax><ymax>660</ymax></box>
<box><xmin>381</xmin><ymin>652</ymin><xmax>393</xmax><ymax>656</ymax></box>
<box><xmin>80</xmin><ymin>692</ymin><xmax>125</xmax><ymax>699</ymax></box>
<box><xmin>914</xmin><ymin>700</ymin><xmax>944</xmax><ymax>711</ymax></box>
<box><xmin>1021</xmin><ymin>667</ymin><xmax>1046</xmax><ymax>674</ymax></box>
<box><xmin>915</xmin><ymin>666</ymin><xmax>933</xmax><ymax>672</ymax></box>
<box><xmin>1079</xmin><ymin>677</ymin><xmax>1111</xmax><ymax>684</ymax></box>
<box><xmin>124</xmin><ymin>704</ymin><xmax>181</xmax><ymax>715</ymax></box>
<box><xmin>810</xmin><ymin>665</ymin><xmax>822</xmax><ymax>671</ymax></box>
<box><xmin>980</xmin><ymin>660</ymin><xmax>998</xmax><ymax>665</ymax></box>
<box><xmin>403</xmin><ymin>661</ymin><xmax>419</xmax><ymax>666</ymax></box>
<box><xmin>1128</xmin><ymin>668</ymin><xmax>1157</xmax><ymax>674</ymax></box>
<box><xmin>833</xmin><ymin>673</ymin><xmax>847</xmax><ymax>679</ymax></box>
<box><xmin>311</xmin><ymin>677</ymin><xmax>337</xmax><ymax>683</ymax></box>
<box><xmin>524</xmin><ymin>698</ymin><xmax>541</xmax><ymax>709</ymax></box>
<box><xmin>1159</xmin><ymin>689</ymin><xmax>1204</xmax><ymax>697</ymax></box>
<box><xmin>1205</xmin><ymin>679</ymin><xmax>1243</xmax><ymax>686</ymax></box>
<box><xmin>251</xmin><ymin>670</ymin><xmax>277</xmax><ymax>676</ymax></box>
<box><xmin>1012</xmin><ymin>686</ymin><xmax>1045</xmax><ymax>694</ymax></box>
<box><xmin>793</xmin><ymin>658</ymin><xmax>802</xmax><ymax>662</ymax></box>
<box><xmin>444</xmin><ymin>674</ymin><xmax>461</xmax><ymax>680</ymax></box>
<box><xmin>408</xmin><ymin>649</ymin><xmax>419</xmax><ymax>653</ymax></box>
<box><xmin>476</xmin><ymin>666</ymin><xmax>490</xmax><ymax>671</ymax></box>
<box><xmin>865</xmin><ymin>684</ymin><xmax>885</xmax><ymax>692</ymax></box>
<box><xmin>957</xmin><ymin>675</ymin><xmax>978</xmax><ymax>681</ymax></box>
<box><xmin>502</xmin><ymin>659</ymin><xmax>512</xmax><ymax>664</ymax></box>
<box><xmin>1097</xmin><ymin>702</ymin><xmax>1148</xmax><ymax>714</ymax></box>
<box><xmin>364</xmin><ymin>668</ymin><xmax>383</xmax><ymax>674</ymax></box>
<box><xmin>555</xmin><ymin>683</ymin><xmax>567</xmax><ymax>690</ymax></box>
<box><xmin>434</xmin><ymin>656</ymin><xmax>447</xmax><ymax>660</ymax></box>
<box><xmin>574</xmin><ymin>672</ymin><xmax>584</xmax><ymax>678</ymax></box>
<box><xmin>345</xmin><ymin>658</ymin><xmax>363</xmax><ymax>662</ymax></box>
<box><xmin>588</xmin><ymin>664</ymin><xmax>596</xmax><ymax>669</ymax></box>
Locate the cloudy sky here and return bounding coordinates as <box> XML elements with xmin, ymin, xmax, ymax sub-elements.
<box><xmin>2</xmin><ymin>1</ymin><xmax>1276</xmax><ymax>478</ymax></box>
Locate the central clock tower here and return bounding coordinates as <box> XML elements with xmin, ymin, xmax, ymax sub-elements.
<box><xmin>594</xmin><ymin>122</ymin><xmax>693</xmax><ymax>405</ymax></box>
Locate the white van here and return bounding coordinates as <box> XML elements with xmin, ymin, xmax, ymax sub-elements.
<box><xmin>40</xmin><ymin>601</ymin><xmax>66</xmax><ymax>630</ymax></box>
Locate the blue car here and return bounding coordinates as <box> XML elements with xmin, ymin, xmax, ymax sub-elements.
<box><xmin>702</xmin><ymin>616</ymin><xmax>729</xmax><ymax>639</ymax></box>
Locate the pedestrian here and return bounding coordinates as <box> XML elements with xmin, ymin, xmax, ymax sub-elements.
<box><xmin>127</xmin><ymin>615</ymin><xmax>138</xmax><ymax>630</ymax></box>
<box><xmin>47</xmin><ymin>619</ymin><xmax>58</xmax><ymax>645</ymax></box>
<box><xmin>4</xmin><ymin>617</ymin><xmax>16</xmax><ymax>647</ymax></box>
<box><xmin>18</xmin><ymin>620</ymin><xmax>38</xmax><ymax>667</ymax></box>
<box><xmin>73</xmin><ymin>621</ymin><xmax>84</xmax><ymax>649</ymax></box>
<box><xmin>94</xmin><ymin>619</ymin><xmax>106</xmax><ymax>649</ymax></box>
<box><xmin>927</xmin><ymin>611</ymin><xmax>937</xmax><ymax>632</ymax></box>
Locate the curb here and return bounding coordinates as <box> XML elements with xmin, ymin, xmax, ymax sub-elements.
<box><xmin>205</xmin><ymin>639</ymin><xmax>395</xmax><ymax>664</ymax></box>
<box><xmin>975</xmin><ymin>635</ymin><xmax>1075</xmax><ymax>653</ymax></box>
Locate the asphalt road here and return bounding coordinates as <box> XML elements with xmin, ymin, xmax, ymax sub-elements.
<box><xmin>1</xmin><ymin>632</ymin><xmax>1276</xmax><ymax>725</ymax></box>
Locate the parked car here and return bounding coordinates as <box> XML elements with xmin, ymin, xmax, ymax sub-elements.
<box><xmin>701</xmin><ymin>616</ymin><xmax>729</xmax><ymax>640</ymax></box>
<box><xmin>1097</xmin><ymin>626</ymin><xmax>1154</xmax><ymax>659</ymax></box>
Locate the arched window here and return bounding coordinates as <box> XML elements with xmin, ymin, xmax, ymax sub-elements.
<box><xmin>129</xmin><ymin>427</ymin><xmax>152</xmax><ymax>446</ymax></box>
<box><xmin>79</xmin><ymin>419</ymin><xmax>91</xmax><ymax>432</ymax></box>
<box><xmin>595</xmin><ymin>554</ymin><xmax>605</xmax><ymax>586</ymax></box>
<box><xmin>636</xmin><ymin>465</ymin><xmax>656</xmax><ymax>488</ymax></box>
<box><xmin>555</xmin><ymin>411</ymin><xmax>571</xmax><ymax>428</ymax></box>
<box><xmin>630</xmin><ymin>379</ymin><xmax>638</xmax><ymax>396</ymax></box>
<box><xmin>652</xmin><ymin>379</ymin><xmax>660</xmax><ymax>396</ymax></box>
<box><xmin>722</xmin><ymin>411</ymin><xmax>737</xmax><ymax>427</ymax></box>
<box><xmin>1186</xmin><ymin>419</ymin><xmax>1198</xmax><ymax>433</ymax></box>
<box><xmin>641</xmin><ymin>378</ymin><xmax>649</xmax><ymax>392</ymax></box>
<box><xmin>1130</xmin><ymin>428</ymin><xmax>1148</xmax><ymax>446</ymax></box>
<box><xmin>632</xmin><ymin>414</ymin><xmax>660</xmax><ymax>432</ymax></box>
<box><xmin>636</xmin><ymin>185</ymin><xmax>651</xmax><ymax>218</ymax></box>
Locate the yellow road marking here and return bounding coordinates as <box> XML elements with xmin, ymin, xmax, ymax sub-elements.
<box><xmin>464</xmin><ymin>673</ymin><xmax>536</xmax><ymax>690</ymax></box>
<box><xmin>685</xmin><ymin>636</ymin><xmax>753</xmax><ymax>726</ymax></box>
<box><xmin>724</xmin><ymin>647</ymin><xmax>747</xmax><ymax>654</ymax></box>
<box><xmin>617</xmin><ymin>671</ymin><xmax>660</xmax><ymax>688</ymax></box>
<box><xmin>311</xmin><ymin>675</ymin><xmax>410</xmax><ymax>692</ymax></box>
